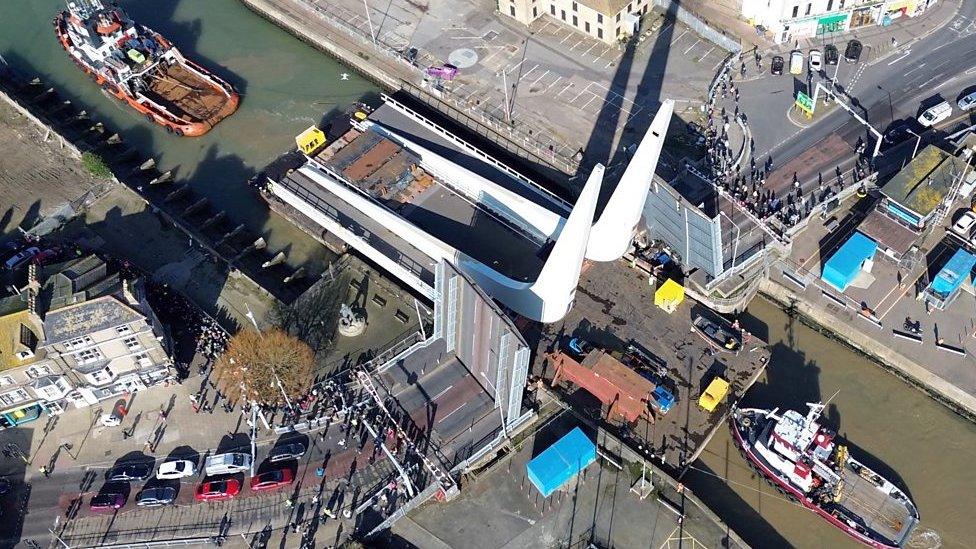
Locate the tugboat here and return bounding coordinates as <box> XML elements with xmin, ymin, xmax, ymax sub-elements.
<box><xmin>731</xmin><ymin>403</ymin><xmax>919</xmax><ymax>548</ymax></box>
<box><xmin>54</xmin><ymin>0</ymin><xmax>239</xmax><ymax>136</ymax></box>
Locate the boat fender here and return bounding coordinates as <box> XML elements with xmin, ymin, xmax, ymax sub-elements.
<box><xmin>174</xmin><ymin>128</ymin><xmax>184</xmax><ymax>137</ymax></box>
<box><xmin>164</xmin><ymin>125</ymin><xmax>173</xmax><ymax>134</ymax></box>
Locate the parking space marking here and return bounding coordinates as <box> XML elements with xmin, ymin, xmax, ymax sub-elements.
<box><xmin>506</xmin><ymin>59</ymin><xmax>528</xmax><ymax>74</ymax></box>
<box><xmin>712</xmin><ymin>56</ymin><xmax>727</xmax><ymax>70</ymax></box>
<box><xmin>527</xmin><ymin>69</ymin><xmax>549</xmax><ymax>87</ymax></box>
<box><xmin>582</xmin><ymin>42</ymin><xmax>599</xmax><ymax>57</ymax></box>
<box><xmin>580</xmin><ymin>94</ymin><xmax>597</xmax><ymax>110</ymax></box>
<box><xmin>481</xmin><ymin>48</ymin><xmax>504</xmax><ymax>63</ymax></box>
<box><xmin>543</xmin><ymin>75</ymin><xmax>563</xmax><ymax>92</ymax></box>
<box><xmin>673</xmin><ymin>29</ymin><xmax>689</xmax><ymax>43</ymax></box>
<box><xmin>556</xmin><ymin>82</ymin><xmax>574</xmax><ymax>97</ymax></box>
<box><xmin>698</xmin><ymin>45</ymin><xmax>717</xmax><ymax>61</ymax></box>
<box><xmin>604</xmin><ymin>60</ymin><xmax>614</xmax><ymax>69</ymax></box>
<box><xmin>683</xmin><ymin>38</ymin><xmax>702</xmax><ymax>55</ymax></box>
<box><xmin>559</xmin><ymin>33</ymin><xmax>573</xmax><ymax>44</ymax></box>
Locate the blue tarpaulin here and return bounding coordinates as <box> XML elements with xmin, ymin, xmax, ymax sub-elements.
<box><xmin>526</xmin><ymin>427</ymin><xmax>596</xmax><ymax>497</ymax></box>
<box><xmin>821</xmin><ymin>231</ymin><xmax>877</xmax><ymax>292</ymax></box>
<box><xmin>928</xmin><ymin>248</ymin><xmax>976</xmax><ymax>298</ymax></box>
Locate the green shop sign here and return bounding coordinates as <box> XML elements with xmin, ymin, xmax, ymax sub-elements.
<box><xmin>795</xmin><ymin>91</ymin><xmax>815</xmax><ymax>116</ymax></box>
<box><xmin>817</xmin><ymin>13</ymin><xmax>848</xmax><ymax>34</ymax></box>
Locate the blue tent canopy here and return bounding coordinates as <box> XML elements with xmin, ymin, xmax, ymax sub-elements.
<box><xmin>526</xmin><ymin>427</ymin><xmax>596</xmax><ymax>497</ymax></box>
<box><xmin>928</xmin><ymin>248</ymin><xmax>976</xmax><ymax>298</ymax></box>
<box><xmin>821</xmin><ymin>231</ymin><xmax>877</xmax><ymax>292</ymax></box>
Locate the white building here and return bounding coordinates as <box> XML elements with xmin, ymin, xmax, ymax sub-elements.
<box><xmin>741</xmin><ymin>0</ymin><xmax>939</xmax><ymax>43</ymax></box>
<box><xmin>499</xmin><ymin>0</ymin><xmax>652</xmax><ymax>44</ymax></box>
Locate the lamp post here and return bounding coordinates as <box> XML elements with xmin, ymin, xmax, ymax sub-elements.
<box><xmin>877</xmin><ymin>85</ymin><xmax>894</xmax><ymax>128</ymax></box>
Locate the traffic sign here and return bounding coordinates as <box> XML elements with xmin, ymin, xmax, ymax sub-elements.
<box><xmin>795</xmin><ymin>91</ymin><xmax>815</xmax><ymax>117</ymax></box>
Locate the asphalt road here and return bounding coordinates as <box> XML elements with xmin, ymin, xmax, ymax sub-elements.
<box><xmin>759</xmin><ymin>1</ymin><xmax>976</xmax><ymax>191</ymax></box>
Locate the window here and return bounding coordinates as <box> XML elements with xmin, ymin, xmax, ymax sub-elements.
<box><xmin>533</xmin><ymin>6</ymin><xmax>537</xmax><ymax>16</ymax></box>
<box><xmin>572</xmin><ymin>1</ymin><xmax>577</xmax><ymax>11</ymax></box>
<box><xmin>87</xmin><ymin>366</ymin><xmax>115</xmax><ymax>385</ymax></box>
<box><xmin>598</xmin><ymin>28</ymin><xmax>603</xmax><ymax>39</ymax></box>
<box><xmin>73</xmin><ymin>347</ymin><xmax>103</xmax><ymax>365</ymax></box>
<box><xmin>25</xmin><ymin>365</ymin><xmax>52</xmax><ymax>379</ymax></box>
<box><xmin>561</xmin><ymin>9</ymin><xmax>566</xmax><ymax>20</ymax></box>
<box><xmin>116</xmin><ymin>325</ymin><xmax>132</xmax><ymax>335</ymax></box>
<box><xmin>585</xmin><ymin>21</ymin><xmax>590</xmax><ymax>33</ymax></box>
<box><xmin>0</xmin><ymin>388</ymin><xmax>30</xmax><ymax>407</ymax></box>
<box><xmin>551</xmin><ymin>4</ymin><xmax>555</xmax><ymax>15</ymax></box>
<box><xmin>627</xmin><ymin>3</ymin><xmax>632</xmax><ymax>12</ymax></box>
<box><xmin>135</xmin><ymin>353</ymin><xmax>152</xmax><ymax>367</ymax></box>
<box><xmin>827</xmin><ymin>0</ymin><xmax>833</xmax><ymax>10</ymax></box>
<box><xmin>597</xmin><ymin>13</ymin><xmax>603</xmax><ymax>24</ymax></box>
<box><xmin>642</xmin><ymin>5</ymin><xmax>647</xmax><ymax>14</ymax></box>
<box><xmin>64</xmin><ymin>336</ymin><xmax>93</xmax><ymax>350</ymax></box>
<box><xmin>123</xmin><ymin>336</ymin><xmax>142</xmax><ymax>351</ymax></box>
<box><xmin>792</xmin><ymin>5</ymin><xmax>799</xmax><ymax>17</ymax></box>
<box><xmin>573</xmin><ymin>15</ymin><xmax>578</xmax><ymax>26</ymax></box>
<box><xmin>510</xmin><ymin>5</ymin><xmax>516</xmax><ymax>16</ymax></box>
<box><xmin>805</xmin><ymin>3</ymin><xmax>811</xmax><ymax>15</ymax></box>
<box><xmin>616</xmin><ymin>12</ymin><xmax>620</xmax><ymax>22</ymax></box>
<box><xmin>0</xmin><ymin>376</ymin><xmax>14</xmax><ymax>387</ymax></box>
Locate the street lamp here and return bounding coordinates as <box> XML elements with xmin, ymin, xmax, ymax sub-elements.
<box><xmin>877</xmin><ymin>85</ymin><xmax>894</xmax><ymax>128</ymax></box>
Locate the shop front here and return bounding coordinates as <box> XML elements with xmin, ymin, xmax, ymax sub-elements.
<box><xmin>780</xmin><ymin>16</ymin><xmax>821</xmax><ymax>42</ymax></box>
<box><xmin>817</xmin><ymin>13</ymin><xmax>850</xmax><ymax>37</ymax></box>
<box><xmin>882</xmin><ymin>0</ymin><xmax>918</xmax><ymax>23</ymax></box>
<box><xmin>850</xmin><ymin>4</ymin><xmax>884</xmax><ymax>29</ymax></box>
<box><xmin>0</xmin><ymin>401</ymin><xmax>45</xmax><ymax>429</ymax></box>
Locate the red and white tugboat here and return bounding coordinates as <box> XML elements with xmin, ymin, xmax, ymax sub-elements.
<box><xmin>54</xmin><ymin>0</ymin><xmax>239</xmax><ymax>136</ymax></box>
<box><xmin>731</xmin><ymin>403</ymin><xmax>919</xmax><ymax>548</ymax></box>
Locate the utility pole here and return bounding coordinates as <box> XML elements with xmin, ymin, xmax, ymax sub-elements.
<box><xmin>362</xmin><ymin>0</ymin><xmax>377</xmax><ymax>45</ymax></box>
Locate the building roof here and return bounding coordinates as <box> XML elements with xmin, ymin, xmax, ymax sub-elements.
<box><xmin>42</xmin><ymin>295</ymin><xmax>142</xmax><ymax>346</ymax></box>
<box><xmin>526</xmin><ymin>427</ymin><xmax>597</xmax><ymax>497</ymax></box>
<box><xmin>857</xmin><ymin>209</ymin><xmax>919</xmax><ymax>256</ymax></box>
<box><xmin>821</xmin><ymin>231</ymin><xmax>877</xmax><ymax>292</ymax></box>
<box><xmin>579</xmin><ymin>0</ymin><xmax>634</xmax><ymax>15</ymax></box>
<box><xmin>928</xmin><ymin>248</ymin><xmax>976</xmax><ymax>298</ymax></box>
<box><xmin>880</xmin><ymin>145</ymin><xmax>963</xmax><ymax>217</ymax></box>
<box><xmin>0</xmin><ymin>308</ymin><xmax>40</xmax><ymax>371</ymax></box>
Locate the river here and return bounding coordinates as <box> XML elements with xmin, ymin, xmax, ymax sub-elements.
<box><xmin>0</xmin><ymin>0</ymin><xmax>376</xmax><ymax>271</ymax></box>
<box><xmin>3</xmin><ymin>2</ymin><xmax>975</xmax><ymax>549</ymax></box>
<box><xmin>686</xmin><ymin>297</ymin><xmax>976</xmax><ymax>549</ymax></box>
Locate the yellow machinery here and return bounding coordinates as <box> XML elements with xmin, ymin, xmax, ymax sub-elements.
<box><xmin>698</xmin><ymin>377</ymin><xmax>730</xmax><ymax>412</ymax></box>
<box><xmin>296</xmin><ymin>125</ymin><xmax>327</xmax><ymax>156</ymax></box>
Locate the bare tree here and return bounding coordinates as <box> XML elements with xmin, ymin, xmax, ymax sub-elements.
<box><xmin>270</xmin><ymin>276</ymin><xmax>344</xmax><ymax>362</ymax></box>
<box><xmin>213</xmin><ymin>329</ymin><xmax>314</xmax><ymax>407</ymax></box>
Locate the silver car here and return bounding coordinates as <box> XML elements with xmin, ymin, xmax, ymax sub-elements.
<box><xmin>958</xmin><ymin>92</ymin><xmax>976</xmax><ymax>111</ymax></box>
<box><xmin>136</xmin><ymin>486</ymin><xmax>176</xmax><ymax>507</ymax></box>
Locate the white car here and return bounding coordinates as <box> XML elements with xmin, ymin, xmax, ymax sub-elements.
<box><xmin>809</xmin><ymin>49</ymin><xmax>823</xmax><ymax>72</ymax></box>
<box><xmin>156</xmin><ymin>459</ymin><xmax>197</xmax><ymax>479</ymax></box>
<box><xmin>950</xmin><ymin>211</ymin><xmax>976</xmax><ymax>240</ymax></box>
<box><xmin>918</xmin><ymin>101</ymin><xmax>952</xmax><ymax>127</ymax></box>
<box><xmin>958</xmin><ymin>92</ymin><xmax>976</xmax><ymax>111</ymax></box>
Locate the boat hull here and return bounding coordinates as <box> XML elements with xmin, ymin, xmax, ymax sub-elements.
<box><xmin>730</xmin><ymin>409</ymin><xmax>904</xmax><ymax>549</ymax></box>
<box><xmin>53</xmin><ymin>12</ymin><xmax>239</xmax><ymax>137</ymax></box>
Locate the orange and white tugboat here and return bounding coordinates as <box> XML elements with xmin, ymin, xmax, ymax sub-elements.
<box><xmin>54</xmin><ymin>0</ymin><xmax>239</xmax><ymax>136</ymax></box>
<box><xmin>731</xmin><ymin>403</ymin><xmax>919</xmax><ymax>548</ymax></box>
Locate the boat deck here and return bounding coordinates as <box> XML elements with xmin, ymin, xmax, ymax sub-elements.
<box><xmin>144</xmin><ymin>62</ymin><xmax>231</xmax><ymax>123</ymax></box>
<box><xmin>835</xmin><ymin>464</ymin><xmax>914</xmax><ymax>544</ymax></box>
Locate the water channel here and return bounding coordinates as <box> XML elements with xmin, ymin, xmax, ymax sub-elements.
<box><xmin>2</xmin><ymin>2</ymin><xmax>975</xmax><ymax>548</ymax></box>
<box><xmin>0</xmin><ymin>0</ymin><xmax>375</xmax><ymax>271</ymax></box>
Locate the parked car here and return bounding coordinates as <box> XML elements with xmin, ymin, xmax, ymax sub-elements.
<box><xmin>268</xmin><ymin>443</ymin><xmax>306</xmax><ymax>463</ymax></box>
<box><xmin>824</xmin><ymin>44</ymin><xmax>839</xmax><ymax>65</ymax></box>
<box><xmin>808</xmin><ymin>49</ymin><xmax>823</xmax><ymax>72</ymax></box>
<box><xmin>136</xmin><ymin>486</ymin><xmax>177</xmax><ymax>507</ymax></box>
<box><xmin>195</xmin><ymin>479</ymin><xmax>241</xmax><ymax>502</ymax></box>
<box><xmin>90</xmin><ymin>492</ymin><xmax>126</xmax><ymax>511</ymax></box>
<box><xmin>249</xmin><ymin>468</ymin><xmax>294</xmax><ymax>492</ymax></box>
<box><xmin>101</xmin><ymin>398</ymin><xmax>128</xmax><ymax>427</ymax></box>
<box><xmin>770</xmin><ymin>55</ymin><xmax>784</xmax><ymax>75</ymax></box>
<box><xmin>30</xmin><ymin>248</ymin><xmax>58</xmax><ymax>266</ymax></box>
<box><xmin>789</xmin><ymin>50</ymin><xmax>804</xmax><ymax>75</ymax></box>
<box><xmin>918</xmin><ymin>101</ymin><xmax>952</xmax><ymax>127</ymax></box>
<box><xmin>106</xmin><ymin>462</ymin><xmax>153</xmax><ymax>482</ymax></box>
<box><xmin>844</xmin><ymin>39</ymin><xmax>862</xmax><ymax>63</ymax></box>
<box><xmin>883</xmin><ymin>120</ymin><xmax>913</xmax><ymax>145</ymax></box>
<box><xmin>951</xmin><ymin>211</ymin><xmax>976</xmax><ymax>240</ymax></box>
<box><xmin>3</xmin><ymin>247</ymin><xmax>39</xmax><ymax>271</ymax></box>
<box><xmin>204</xmin><ymin>452</ymin><xmax>252</xmax><ymax>476</ymax></box>
<box><xmin>156</xmin><ymin>459</ymin><xmax>197</xmax><ymax>480</ymax></box>
<box><xmin>958</xmin><ymin>91</ymin><xmax>976</xmax><ymax>111</ymax></box>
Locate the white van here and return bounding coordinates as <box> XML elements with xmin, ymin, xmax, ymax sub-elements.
<box><xmin>789</xmin><ymin>50</ymin><xmax>804</xmax><ymax>75</ymax></box>
<box><xmin>204</xmin><ymin>452</ymin><xmax>252</xmax><ymax>475</ymax></box>
<box><xmin>917</xmin><ymin>101</ymin><xmax>951</xmax><ymax>127</ymax></box>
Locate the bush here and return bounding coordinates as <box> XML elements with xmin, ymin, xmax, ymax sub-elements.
<box><xmin>81</xmin><ymin>152</ymin><xmax>112</xmax><ymax>178</ymax></box>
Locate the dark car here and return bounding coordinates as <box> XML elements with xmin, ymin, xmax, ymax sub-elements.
<box><xmin>770</xmin><ymin>55</ymin><xmax>784</xmax><ymax>75</ymax></box>
<box><xmin>844</xmin><ymin>39</ymin><xmax>862</xmax><ymax>63</ymax></box>
<box><xmin>90</xmin><ymin>492</ymin><xmax>126</xmax><ymax>511</ymax></box>
<box><xmin>136</xmin><ymin>486</ymin><xmax>177</xmax><ymax>507</ymax></box>
<box><xmin>106</xmin><ymin>463</ymin><xmax>153</xmax><ymax>482</ymax></box>
<box><xmin>268</xmin><ymin>442</ymin><xmax>306</xmax><ymax>463</ymax></box>
<box><xmin>883</xmin><ymin>120</ymin><xmax>913</xmax><ymax>145</ymax></box>
<box><xmin>824</xmin><ymin>44</ymin><xmax>839</xmax><ymax>65</ymax></box>
<box><xmin>249</xmin><ymin>468</ymin><xmax>294</xmax><ymax>492</ymax></box>
<box><xmin>195</xmin><ymin>479</ymin><xmax>241</xmax><ymax>502</ymax></box>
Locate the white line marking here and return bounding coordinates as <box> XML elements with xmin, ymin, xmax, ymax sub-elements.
<box><xmin>519</xmin><ymin>63</ymin><xmax>539</xmax><ymax>79</ymax></box>
<box><xmin>559</xmin><ymin>33</ymin><xmax>573</xmax><ymax>44</ymax></box>
<box><xmin>965</xmin><ymin>66</ymin><xmax>976</xmax><ymax>75</ymax></box>
<box><xmin>683</xmin><ymin>38</ymin><xmax>701</xmax><ymax>55</ymax></box>
<box><xmin>438</xmin><ymin>402</ymin><xmax>467</xmax><ymax>423</ymax></box>
<box><xmin>673</xmin><ymin>29</ymin><xmax>688</xmax><ymax>43</ymax></box>
<box><xmin>431</xmin><ymin>385</ymin><xmax>454</xmax><ymax>402</ymax></box>
<box><xmin>582</xmin><ymin>42</ymin><xmax>599</xmax><ymax>56</ymax></box>
<box><xmin>904</xmin><ymin>62</ymin><xmax>926</xmax><ymax>76</ymax></box>
<box><xmin>556</xmin><ymin>82</ymin><xmax>574</xmax><ymax>97</ymax></box>
<box><xmin>570</xmin><ymin>39</ymin><xmax>585</xmax><ymax>50</ymax></box>
<box><xmin>604</xmin><ymin>60</ymin><xmax>614</xmax><ymax>68</ymax></box>
<box><xmin>528</xmin><ymin>69</ymin><xmax>549</xmax><ymax>87</ymax></box>
<box><xmin>712</xmin><ymin>57</ymin><xmax>726</xmax><ymax>70</ymax></box>
<box><xmin>581</xmin><ymin>94</ymin><xmax>596</xmax><ymax>110</ymax></box>
<box><xmin>699</xmin><ymin>45</ymin><xmax>716</xmax><ymax>60</ymax></box>
<box><xmin>506</xmin><ymin>59</ymin><xmax>526</xmax><ymax>74</ymax></box>
<box><xmin>887</xmin><ymin>50</ymin><xmax>911</xmax><ymax>65</ymax></box>
<box><xmin>544</xmin><ymin>75</ymin><xmax>563</xmax><ymax>92</ymax></box>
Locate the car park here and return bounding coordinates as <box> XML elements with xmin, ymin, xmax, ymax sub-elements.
<box><xmin>809</xmin><ymin>49</ymin><xmax>822</xmax><ymax>72</ymax></box>
<box><xmin>770</xmin><ymin>55</ymin><xmax>784</xmax><ymax>75</ymax></box>
<box><xmin>918</xmin><ymin>101</ymin><xmax>952</xmax><ymax>127</ymax></box>
<box><xmin>204</xmin><ymin>452</ymin><xmax>251</xmax><ymax>476</ymax></box>
<box><xmin>249</xmin><ymin>468</ymin><xmax>293</xmax><ymax>492</ymax></box>
<box><xmin>958</xmin><ymin>91</ymin><xmax>976</xmax><ymax>111</ymax></box>
<box><xmin>268</xmin><ymin>443</ymin><xmax>306</xmax><ymax>463</ymax></box>
<box><xmin>824</xmin><ymin>44</ymin><xmax>839</xmax><ymax>65</ymax></box>
<box><xmin>136</xmin><ymin>486</ymin><xmax>177</xmax><ymax>507</ymax></box>
<box><xmin>106</xmin><ymin>463</ymin><xmax>153</xmax><ymax>482</ymax></box>
<box><xmin>789</xmin><ymin>50</ymin><xmax>804</xmax><ymax>75</ymax></box>
<box><xmin>844</xmin><ymin>39</ymin><xmax>862</xmax><ymax>62</ymax></box>
<box><xmin>90</xmin><ymin>492</ymin><xmax>126</xmax><ymax>511</ymax></box>
<box><xmin>950</xmin><ymin>211</ymin><xmax>976</xmax><ymax>240</ymax></box>
<box><xmin>156</xmin><ymin>459</ymin><xmax>197</xmax><ymax>479</ymax></box>
<box><xmin>3</xmin><ymin>247</ymin><xmax>39</xmax><ymax>271</ymax></box>
<box><xmin>195</xmin><ymin>479</ymin><xmax>240</xmax><ymax>502</ymax></box>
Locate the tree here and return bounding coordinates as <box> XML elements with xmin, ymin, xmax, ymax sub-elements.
<box><xmin>270</xmin><ymin>276</ymin><xmax>344</xmax><ymax>363</ymax></box>
<box><xmin>213</xmin><ymin>329</ymin><xmax>314</xmax><ymax>407</ymax></box>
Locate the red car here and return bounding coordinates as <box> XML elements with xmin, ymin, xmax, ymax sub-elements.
<box><xmin>249</xmin><ymin>468</ymin><xmax>293</xmax><ymax>492</ymax></box>
<box><xmin>194</xmin><ymin>478</ymin><xmax>241</xmax><ymax>502</ymax></box>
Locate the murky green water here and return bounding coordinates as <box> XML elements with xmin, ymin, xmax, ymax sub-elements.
<box><xmin>687</xmin><ymin>298</ymin><xmax>976</xmax><ymax>549</ymax></box>
<box><xmin>0</xmin><ymin>0</ymin><xmax>376</xmax><ymax>270</ymax></box>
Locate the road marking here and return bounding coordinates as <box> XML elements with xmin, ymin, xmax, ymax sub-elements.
<box><xmin>683</xmin><ymin>38</ymin><xmax>701</xmax><ymax>55</ymax></box>
<box><xmin>528</xmin><ymin>69</ymin><xmax>549</xmax><ymax>87</ymax></box>
<box><xmin>604</xmin><ymin>60</ymin><xmax>614</xmax><ymax>68</ymax></box>
<box><xmin>581</xmin><ymin>94</ymin><xmax>597</xmax><ymax>110</ymax></box>
<box><xmin>698</xmin><ymin>45</ymin><xmax>717</xmax><ymax>61</ymax></box>
<box><xmin>556</xmin><ymin>82</ymin><xmax>574</xmax><ymax>97</ymax></box>
<box><xmin>887</xmin><ymin>50</ymin><xmax>912</xmax><ymax>65</ymax></box>
<box><xmin>570</xmin><ymin>39</ymin><xmax>584</xmax><ymax>50</ymax></box>
<box><xmin>438</xmin><ymin>402</ymin><xmax>467</xmax><ymax>424</ymax></box>
<box><xmin>903</xmin><ymin>62</ymin><xmax>926</xmax><ymax>76</ymax></box>
<box><xmin>582</xmin><ymin>42</ymin><xmax>599</xmax><ymax>56</ymax></box>
<box><xmin>506</xmin><ymin>59</ymin><xmax>527</xmax><ymax>74</ymax></box>
<box><xmin>673</xmin><ymin>29</ymin><xmax>688</xmax><ymax>43</ymax></box>
<box><xmin>430</xmin><ymin>385</ymin><xmax>454</xmax><ymax>402</ymax></box>
<box><xmin>712</xmin><ymin>57</ymin><xmax>727</xmax><ymax>70</ymax></box>
<box><xmin>559</xmin><ymin>33</ymin><xmax>573</xmax><ymax>44</ymax></box>
<box><xmin>519</xmin><ymin>63</ymin><xmax>539</xmax><ymax>79</ymax></box>
<box><xmin>544</xmin><ymin>75</ymin><xmax>563</xmax><ymax>92</ymax></box>
<box><xmin>917</xmin><ymin>75</ymin><xmax>940</xmax><ymax>89</ymax></box>
<box><xmin>966</xmin><ymin>66</ymin><xmax>976</xmax><ymax>75</ymax></box>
